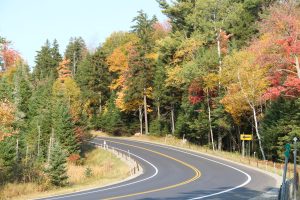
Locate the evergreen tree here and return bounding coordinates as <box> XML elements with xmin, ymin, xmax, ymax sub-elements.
<box><xmin>76</xmin><ymin>49</ymin><xmax>111</xmax><ymax>119</ymax></box>
<box><xmin>64</xmin><ymin>37</ymin><xmax>87</xmax><ymax>77</ymax></box>
<box><xmin>34</xmin><ymin>39</ymin><xmax>62</xmax><ymax>80</ymax></box>
<box><xmin>52</xmin><ymin>101</ymin><xmax>79</xmax><ymax>155</ymax></box>
<box><xmin>46</xmin><ymin>142</ymin><xmax>68</xmax><ymax>187</ymax></box>
<box><xmin>131</xmin><ymin>10</ymin><xmax>157</xmax><ymax>51</ymax></box>
<box><xmin>98</xmin><ymin>92</ymin><xmax>124</xmax><ymax>135</ymax></box>
<box><xmin>51</xmin><ymin>39</ymin><xmax>62</xmax><ymax>73</ymax></box>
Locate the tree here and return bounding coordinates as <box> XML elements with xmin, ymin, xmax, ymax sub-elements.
<box><xmin>76</xmin><ymin>49</ymin><xmax>111</xmax><ymax>119</ymax></box>
<box><xmin>251</xmin><ymin>2</ymin><xmax>300</xmax><ymax>100</ymax></box>
<box><xmin>46</xmin><ymin>142</ymin><xmax>68</xmax><ymax>186</ymax></box>
<box><xmin>0</xmin><ymin>39</ymin><xmax>20</xmax><ymax>72</ymax></box>
<box><xmin>98</xmin><ymin>92</ymin><xmax>124</xmax><ymax>135</ymax></box>
<box><xmin>51</xmin><ymin>39</ymin><xmax>62</xmax><ymax>72</ymax></box>
<box><xmin>131</xmin><ymin>10</ymin><xmax>157</xmax><ymax>51</ymax></box>
<box><xmin>52</xmin><ymin>59</ymin><xmax>81</xmax><ymax>121</ymax></box>
<box><xmin>221</xmin><ymin>50</ymin><xmax>269</xmax><ymax>160</ymax></box>
<box><xmin>51</xmin><ymin>101</ymin><xmax>79</xmax><ymax>155</ymax></box>
<box><xmin>101</xmin><ymin>32</ymin><xmax>138</xmax><ymax>56</ymax></box>
<box><xmin>34</xmin><ymin>39</ymin><xmax>61</xmax><ymax>80</ymax></box>
<box><xmin>65</xmin><ymin>37</ymin><xmax>87</xmax><ymax>77</ymax></box>
<box><xmin>0</xmin><ymin>100</ymin><xmax>16</xmax><ymax>141</ymax></box>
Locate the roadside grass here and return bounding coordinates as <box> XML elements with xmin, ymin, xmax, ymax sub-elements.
<box><xmin>91</xmin><ymin>130</ymin><xmax>300</xmax><ymax>181</ymax></box>
<box><xmin>0</xmin><ymin>145</ymin><xmax>130</xmax><ymax>200</ymax></box>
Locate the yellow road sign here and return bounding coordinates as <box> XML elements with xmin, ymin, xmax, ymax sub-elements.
<box><xmin>240</xmin><ymin>134</ymin><xmax>253</xmax><ymax>141</ymax></box>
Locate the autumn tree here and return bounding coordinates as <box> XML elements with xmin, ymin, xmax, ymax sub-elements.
<box><xmin>52</xmin><ymin>59</ymin><xmax>81</xmax><ymax>121</ymax></box>
<box><xmin>221</xmin><ymin>50</ymin><xmax>269</xmax><ymax>160</ymax></box>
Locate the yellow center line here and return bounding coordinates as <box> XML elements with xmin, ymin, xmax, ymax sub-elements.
<box><xmin>101</xmin><ymin>139</ymin><xmax>201</xmax><ymax>200</ymax></box>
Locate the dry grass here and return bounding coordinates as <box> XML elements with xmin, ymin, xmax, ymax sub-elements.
<box><xmin>0</xmin><ymin>146</ymin><xmax>130</xmax><ymax>200</ymax></box>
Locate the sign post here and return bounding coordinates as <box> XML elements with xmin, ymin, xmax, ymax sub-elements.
<box><xmin>240</xmin><ymin>134</ymin><xmax>253</xmax><ymax>157</ymax></box>
<box><xmin>281</xmin><ymin>143</ymin><xmax>291</xmax><ymax>200</ymax></box>
<box><xmin>293</xmin><ymin>137</ymin><xmax>298</xmax><ymax>200</ymax></box>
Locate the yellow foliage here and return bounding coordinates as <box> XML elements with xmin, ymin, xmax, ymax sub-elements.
<box><xmin>52</xmin><ymin>77</ymin><xmax>81</xmax><ymax>120</ymax></box>
<box><xmin>173</xmin><ymin>38</ymin><xmax>203</xmax><ymax>64</ymax></box>
<box><xmin>220</xmin><ymin>84</ymin><xmax>250</xmax><ymax>124</ymax></box>
<box><xmin>221</xmin><ymin>50</ymin><xmax>269</xmax><ymax>123</ymax></box>
<box><xmin>165</xmin><ymin>65</ymin><xmax>185</xmax><ymax>87</ymax></box>
<box><xmin>145</xmin><ymin>53</ymin><xmax>159</xmax><ymax>60</ymax></box>
<box><xmin>115</xmin><ymin>90</ymin><xmax>142</xmax><ymax>112</ymax></box>
<box><xmin>0</xmin><ymin>66</ymin><xmax>17</xmax><ymax>83</ymax></box>
<box><xmin>203</xmin><ymin>73</ymin><xmax>219</xmax><ymax>90</ymax></box>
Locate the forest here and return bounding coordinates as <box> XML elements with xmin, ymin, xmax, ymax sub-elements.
<box><xmin>1</xmin><ymin>0</ymin><xmax>300</xmax><ymax>188</ymax></box>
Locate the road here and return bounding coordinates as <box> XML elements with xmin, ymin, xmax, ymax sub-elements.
<box><xmin>37</xmin><ymin>137</ymin><xmax>278</xmax><ymax>200</ymax></box>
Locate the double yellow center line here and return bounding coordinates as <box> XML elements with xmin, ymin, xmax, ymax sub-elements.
<box><xmin>102</xmin><ymin>139</ymin><xmax>201</xmax><ymax>200</ymax></box>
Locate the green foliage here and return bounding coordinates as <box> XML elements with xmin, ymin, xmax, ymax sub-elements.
<box><xmin>131</xmin><ymin>10</ymin><xmax>157</xmax><ymax>50</ymax></box>
<box><xmin>98</xmin><ymin>92</ymin><xmax>125</xmax><ymax>135</ymax></box>
<box><xmin>76</xmin><ymin>49</ymin><xmax>111</xmax><ymax>120</ymax></box>
<box><xmin>64</xmin><ymin>37</ymin><xmax>87</xmax><ymax>76</ymax></box>
<box><xmin>51</xmin><ymin>101</ymin><xmax>79</xmax><ymax>155</ymax></box>
<box><xmin>46</xmin><ymin>142</ymin><xmax>68</xmax><ymax>187</ymax></box>
<box><xmin>84</xmin><ymin>167</ymin><xmax>93</xmax><ymax>178</ymax></box>
<box><xmin>261</xmin><ymin>98</ymin><xmax>300</xmax><ymax>159</ymax></box>
<box><xmin>34</xmin><ymin>39</ymin><xmax>62</xmax><ymax>80</ymax></box>
<box><xmin>0</xmin><ymin>136</ymin><xmax>17</xmax><ymax>183</ymax></box>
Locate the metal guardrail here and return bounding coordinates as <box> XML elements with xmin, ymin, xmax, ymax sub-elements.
<box><xmin>89</xmin><ymin>141</ymin><xmax>141</xmax><ymax>176</ymax></box>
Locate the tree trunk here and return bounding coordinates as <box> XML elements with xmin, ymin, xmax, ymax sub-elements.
<box><xmin>217</xmin><ymin>28</ymin><xmax>222</xmax><ymax>69</ymax></box>
<box><xmin>99</xmin><ymin>92</ymin><xmax>102</xmax><ymax>114</ymax></box>
<box><xmin>207</xmin><ymin>91</ymin><xmax>215</xmax><ymax>151</ymax></box>
<box><xmin>295</xmin><ymin>55</ymin><xmax>300</xmax><ymax>78</ymax></box>
<box><xmin>16</xmin><ymin>138</ymin><xmax>19</xmax><ymax>160</ymax></box>
<box><xmin>251</xmin><ymin>105</ymin><xmax>266</xmax><ymax>160</ymax></box>
<box><xmin>143</xmin><ymin>89</ymin><xmax>148</xmax><ymax>135</ymax></box>
<box><xmin>139</xmin><ymin>105</ymin><xmax>143</xmax><ymax>135</ymax></box>
<box><xmin>73</xmin><ymin>51</ymin><xmax>76</xmax><ymax>76</ymax></box>
<box><xmin>157</xmin><ymin>101</ymin><xmax>161</xmax><ymax>120</ymax></box>
<box><xmin>218</xmin><ymin>134</ymin><xmax>222</xmax><ymax>151</ymax></box>
<box><xmin>171</xmin><ymin>106</ymin><xmax>175</xmax><ymax>135</ymax></box>
<box><xmin>48</xmin><ymin>128</ymin><xmax>54</xmax><ymax>164</ymax></box>
<box><xmin>37</xmin><ymin>124</ymin><xmax>41</xmax><ymax>157</ymax></box>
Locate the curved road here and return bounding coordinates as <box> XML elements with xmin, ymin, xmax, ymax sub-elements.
<box><xmin>37</xmin><ymin>137</ymin><xmax>278</xmax><ymax>200</ymax></box>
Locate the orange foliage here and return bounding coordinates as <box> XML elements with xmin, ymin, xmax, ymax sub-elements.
<box><xmin>0</xmin><ymin>100</ymin><xmax>17</xmax><ymax>141</ymax></box>
<box><xmin>57</xmin><ymin>59</ymin><xmax>72</xmax><ymax>81</ymax></box>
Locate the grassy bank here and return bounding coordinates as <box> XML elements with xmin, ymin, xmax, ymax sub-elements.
<box><xmin>0</xmin><ymin>145</ymin><xmax>130</xmax><ymax>200</ymax></box>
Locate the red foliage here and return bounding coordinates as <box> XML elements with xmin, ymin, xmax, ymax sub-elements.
<box><xmin>1</xmin><ymin>42</ymin><xmax>20</xmax><ymax>70</ymax></box>
<box><xmin>253</xmin><ymin>2</ymin><xmax>300</xmax><ymax>100</ymax></box>
<box><xmin>68</xmin><ymin>154</ymin><xmax>81</xmax><ymax>164</ymax></box>
<box><xmin>74</xmin><ymin>126</ymin><xmax>85</xmax><ymax>142</ymax></box>
<box><xmin>284</xmin><ymin>75</ymin><xmax>300</xmax><ymax>96</ymax></box>
<box><xmin>188</xmin><ymin>80</ymin><xmax>204</xmax><ymax>104</ymax></box>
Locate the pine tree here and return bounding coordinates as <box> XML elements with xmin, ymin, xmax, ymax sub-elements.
<box><xmin>51</xmin><ymin>39</ymin><xmax>62</xmax><ymax>76</ymax></box>
<box><xmin>99</xmin><ymin>92</ymin><xmax>124</xmax><ymax>135</ymax></box>
<box><xmin>52</xmin><ymin>101</ymin><xmax>79</xmax><ymax>155</ymax></box>
<box><xmin>46</xmin><ymin>142</ymin><xmax>68</xmax><ymax>187</ymax></box>
<box><xmin>64</xmin><ymin>37</ymin><xmax>87</xmax><ymax>77</ymax></box>
<box><xmin>76</xmin><ymin>49</ymin><xmax>111</xmax><ymax>119</ymax></box>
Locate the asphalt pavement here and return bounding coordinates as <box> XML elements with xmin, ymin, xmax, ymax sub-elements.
<box><xmin>36</xmin><ymin>137</ymin><xmax>279</xmax><ymax>200</ymax></box>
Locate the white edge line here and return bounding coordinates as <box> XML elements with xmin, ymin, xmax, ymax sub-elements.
<box><xmin>100</xmin><ymin>137</ymin><xmax>252</xmax><ymax>200</ymax></box>
<box><xmin>34</xmin><ymin>141</ymin><xmax>158</xmax><ymax>200</ymax></box>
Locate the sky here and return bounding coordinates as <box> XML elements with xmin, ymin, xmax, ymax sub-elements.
<box><xmin>0</xmin><ymin>0</ymin><xmax>168</xmax><ymax>67</ymax></box>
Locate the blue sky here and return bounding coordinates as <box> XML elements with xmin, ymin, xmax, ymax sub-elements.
<box><xmin>0</xmin><ymin>0</ymin><xmax>167</xmax><ymax>67</ymax></box>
